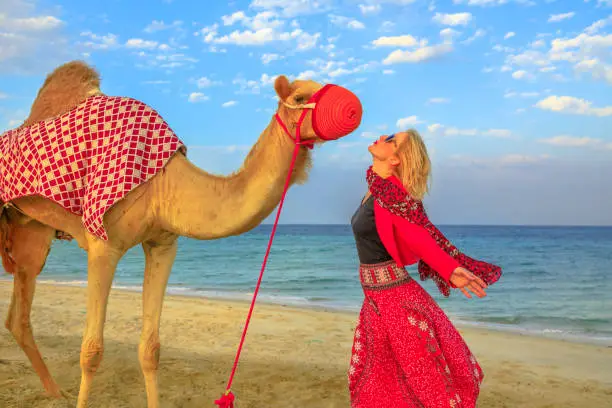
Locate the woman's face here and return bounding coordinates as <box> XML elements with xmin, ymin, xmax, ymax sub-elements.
<box><xmin>368</xmin><ymin>132</ymin><xmax>407</xmax><ymax>163</ymax></box>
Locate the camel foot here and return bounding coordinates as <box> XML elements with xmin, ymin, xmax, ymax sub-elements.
<box><xmin>42</xmin><ymin>382</ymin><xmax>63</xmax><ymax>398</ymax></box>
<box><xmin>59</xmin><ymin>388</ymin><xmax>76</xmax><ymax>400</ymax></box>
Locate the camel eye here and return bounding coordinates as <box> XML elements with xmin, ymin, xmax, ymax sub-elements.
<box><xmin>294</xmin><ymin>95</ymin><xmax>305</xmax><ymax>104</ymax></box>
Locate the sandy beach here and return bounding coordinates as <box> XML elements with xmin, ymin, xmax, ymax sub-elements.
<box><xmin>1</xmin><ymin>281</ymin><xmax>611</xmax><ymax>408</ymax></box>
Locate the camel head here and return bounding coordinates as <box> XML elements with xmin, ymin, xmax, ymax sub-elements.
<box><xmin>274</xmin><ymin>75</ymin><xmax>363</xmax><ymax>149</ymax></box>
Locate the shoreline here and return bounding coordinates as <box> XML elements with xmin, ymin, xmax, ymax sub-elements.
<box><xmin>3</xmin><ymin>276</ymin><xmax>611</xmax><ymax>348</ymax></box>
<box><xmin>1</xmin><ymin>280</ymin><xmax>611</xmax><ymax>407</ymax></box>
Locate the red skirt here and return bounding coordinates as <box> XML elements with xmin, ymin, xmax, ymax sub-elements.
<box><xmin>348</xmin><ymin>260</ymin><xmax>483</xmax><ymax>408</ymax></box>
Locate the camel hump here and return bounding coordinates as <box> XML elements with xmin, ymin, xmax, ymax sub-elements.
<box><xmin>21</xmin><ymin>60</ymin><xmax>104</xmax><ymax>128</ymax></box>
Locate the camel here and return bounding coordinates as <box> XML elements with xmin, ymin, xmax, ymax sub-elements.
<box><xmin>0</xmin><ymin>60</ymin><xmax>362</xmax><ymax>407</ymax></box>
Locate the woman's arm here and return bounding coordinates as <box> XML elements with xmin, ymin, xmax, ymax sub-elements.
<box><xmin>392</xmin><ymin>213</ymin><xmax>460</xmax><ymax>283</ymax></box>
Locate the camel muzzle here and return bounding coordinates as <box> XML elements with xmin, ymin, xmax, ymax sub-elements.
<box><xmin>310</xmin><ymin>84</ymin><xmax>363</xmax><ymax>141</ymax></box>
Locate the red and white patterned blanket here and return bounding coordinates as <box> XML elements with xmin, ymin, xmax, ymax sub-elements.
<box><xmin>0</xmin><ymin>95</ymin><xmax>185</xmax><ymax>240</ymax></box>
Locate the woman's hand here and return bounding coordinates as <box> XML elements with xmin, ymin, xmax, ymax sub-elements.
<box><xmin>450</xmin><ymin>267</ymin><xmax>487</xmax><ymax>299</ymax></box>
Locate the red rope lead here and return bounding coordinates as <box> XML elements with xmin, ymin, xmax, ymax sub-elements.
<box><xmin>214</xmin><ymin>120</ymin><xmax>304</xmax><ymax>408</ymax></box>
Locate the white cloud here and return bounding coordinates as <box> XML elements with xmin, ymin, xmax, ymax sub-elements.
<box><xmin>504</xmin><ymin>91</ymin><xmax>539</xmax><ymax>98</ymax></box>
<box><xmin>574</xmin><ymin>58</ymin><xmax>612</xmax><ymax>84</ymax></box>
<box><xmin>504</xmin><ymin>31</ymin><xmax>515</xmax><ymax>39</ymax></box>
<box><xmin>427</xmin><ymin>97</ymin><xmax>450</xmax><ymax>104</ymax></box>
<box><xmin>461</xmin><ymin>29</ymin><xmax>485</xmax><ymax>44</ymax></box>
<box><xmin>451</xmin><ymin>0</ymin><xmax>530</xmax><ymax>6</ymax></box>
<box><xmin>188</xmin><ymin>92</ymin><xmax>209</xmax><ymax>102</ymax></box>
<box><xmin>383</xmin><ymin>69</ymin><xmax>395</xmax><ymax>74</ymax></box>
<box><xmin>232</xmin><ymin>72</ymin><xmax>281</xmax><ymax>94</ymax></box>
<box><xmin>544</xmin><ymin>29</ymin><xmax>612</xmax><ymax>84</ymax></box>
<box><xmin>260</xmin><ymin>73</ymin><xmax>277</xmax><ymax>86</ymax></box>
<box><xmin>222</xmin><ymin>11</ymin><xmax>248</xmax><ymax>26</ymax></box>
<box><xmin>379</xmin><ymin>21</ymin><xmax>395</xmax><ymax>32</ymax></box>
<box><xmin>359</xmin><ymin>4</ymin><xmax>381</xmax><ymax>14</ymax></box>
<box><xmin>0</xmin><ymin>0</ymin><xmax>70</xmax><ymax>74</ymax></box>
<box><xmin>249</xmin><ymin>0</ymin><xmax>333</xmax><ymax>17</ymax></box>
<box><xmin>205</xmin><ymin>26</ymin><xmax>320</xmax><ymax>49</ymax></box>
<box><xmin>428</xmin><ymin>124</ymin><xmax>512</xmax><ymax>137</ymax></box>
<box><xmin>548</xmin><ymin>12</ymin><xmax>575</xmax><ymax>23</ymax></box>
<box><xmin>396</xmin><ymin>115</ymin><xmax>422</xmax><ymax>128</ymax></box>
<box><xmin>0</xmin><ymin>92</ymin><xmax>7</xmax><ymax>99</ymax></box>
<box><xmin>440</xmin><ymin>28</ymin><xmax>461</xmax><ymax>43</ymax></box>
<box><xmin>80</xmin><ymin>31</ymin><xmax>120</xmax><ymax>50</ymax></box>
<box><xmin>432</xmin><ymin>12</ymin><xmax>472</xmax><ymax>26</ymax></box>
<box><xmin>222</xmin><ymin>100</ymin><xmax>238</xmax><ymax>107</ymax></box>
<box><xmin>144</xmin><ymin>20</ymin><xmax>183</xmax><ymax>33</ymax></box>
<box><xmin>538</xmin><ymin>135</ymin><xmax>610</xmax><ymax>148</ymax></box>
<box><xmin>497</xmin><ymin>154</ymin><xmax>550</xmax><ymax>165</ymax></box>
<box><xmin>585</xmin><ymin>16</ymin><xmax>612</xmax><ymax>35</ymax></box>
<box><xmin>430</xmin><ymin>125</ymin><xmax>477</xmax><ymax>136</ymax></box>
<box><xmin>3</xmin><ymin>15</ymin><xmax>63</xmax><ymax>31</ymax></box>
<box><xmin>540</xmin><ymin>66</ymin><xmax>556</xmax><ymax>72</ymax></box>
<box><xmin>383</xmin><ymin>43</ymin><xmax>453</xmax><ymax>64</ymax></box>
<box><xmin>361</xmin><ymin>131</ymin><xmax>377</xmax><ymax>138</ymax></box>
<box><xmin>449</xmin><ymin>153</ymin><xmax>551</xmax><ymax>167</ymax></box>
<box><xmin>482</xmin><ymin>129</ymin><xmax>512</xmax><ymax>138</ymax></box>
<box><xmin>198</xmin><ymin>12</ymin><xmax>320</xmax><ymax>50</ymax></box>
<box><xmin>261</xmin><ymin>53</ymin><xmax>283</xmax><ymax>64</ymax></box>
<box><xmin>125</xmin><ymin>38</ymin><xmax>159</xmax><ymax>49</ymax></box>
<box><xmin>195</xmin><ymin>76</ymin><xmax>221</xmax><ymax>88</ymax></box>
<box><xmin>142</xmin><ymin>80</ymin><xmax>171</xmax><ymax>85</ymax></box>
<box><xmin>512</xmin><ymin>69</ymin><xmax>535</xmax><ymax>80</ymax></box>
<box><xmin>134</xmin><ymin>51</ymin><xmax>198</xmax><ymax>70</ymax></box>
<box><xmin>296</xmin><ymin>70</ymin><xmax>317</xmax><ymax>79</ymax></box>
<box><xmin>551</xmin><ymin>33</ymin><xmax>612</xmax><ymax>57</ymax></box>
<box><xmin>535</xmin><ymin>95</ymin><xmax>612</xmax><ymax>116</ymax></box>
<box><xmin>500</xmin><ymin>21</ymin><xmax>612</xmax><ymax>86</ymax></box>
<box><xmin>330</xmin><ymin>15</ymin><xmax>365</xmax><ymax>30</ymax></box>
<box><xmin>372</xmin><ymin>35</ymin><xmax>419</xmax><ymax>47</ymax></box>
<box><xmin>298</xmin><ymin>58</ymin><xmax>378</xmax><ymax>81</ymax></box>
<box><xmin>506</xmin><ymin>49</ymin><xmax>550</xmax><ymax>66</ymax></box>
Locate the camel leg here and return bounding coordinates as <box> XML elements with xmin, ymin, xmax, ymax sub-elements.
<box><xmin>138</xmin><ymin>235</ymin><xmax>178</xmax><ymax>408</ymax></box>
<box><xmin>4</xmin><ymin>223</ymin><xmax>60</xmax><ymax>397</ymax></box>
<box><xmin>76</xmin><ymin>241</ymin><xmax>122</xmax><ymax>408</ymax></box>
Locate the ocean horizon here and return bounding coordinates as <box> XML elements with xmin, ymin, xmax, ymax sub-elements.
<box><xmin>2</xmin><ymin>224</ymin><xmax>611</xmax><ymax>346</ymax></box>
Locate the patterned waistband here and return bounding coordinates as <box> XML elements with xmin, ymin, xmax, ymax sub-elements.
<box><xmin>359</xmin><ymin>260</ymin><xmax>413</xmax><ymax>290</ymax></box>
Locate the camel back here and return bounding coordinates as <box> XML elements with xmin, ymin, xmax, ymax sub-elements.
<box><xmin>22</xmin><ymin>60</ymin><xmax>103</xmax><ymax>128</ymax></box>
<box><xmin>1</xmin><ymin>61</ymin><xmax>103</xmax><ymax>274</ymax></box>
<box><xmin>0</xmin><ymin>95</ymin><xmax>186</xmax><ymax>241</ymax></box>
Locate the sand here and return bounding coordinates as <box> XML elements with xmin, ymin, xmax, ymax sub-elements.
<box><xmin>1</xmin><ymin>281</ymin><xmax>611</xmax><ymax>408</ymax></box>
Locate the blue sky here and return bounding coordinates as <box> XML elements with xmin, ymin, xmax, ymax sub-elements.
<box><xmin>1</xmin><ymin>0</ymin><xmax>611</xmax><ymax>225</ymax></box>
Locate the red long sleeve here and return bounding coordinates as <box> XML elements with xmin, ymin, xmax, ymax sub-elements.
<box><xmin>392</xmin><ymin>214</ymin><xmax>460</xmax><ymax>283</ymax></box>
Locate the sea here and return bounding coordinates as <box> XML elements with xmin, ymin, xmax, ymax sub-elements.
<box><xmin>2</xmin><ymin>224</ymin><xmax>611</xmax><ymax>346</ymax></box>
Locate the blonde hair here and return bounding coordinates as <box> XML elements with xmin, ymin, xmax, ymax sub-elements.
<box><xmin>394</xmin><ymin>129</ymin><xmax>431</xmax><ymax>200</ymax></box>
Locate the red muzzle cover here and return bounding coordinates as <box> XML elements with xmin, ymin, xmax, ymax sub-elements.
<box><xmin>310</xmin><ymin>84</ymin><xmax>363</xmax><ymax>140</ymax></box>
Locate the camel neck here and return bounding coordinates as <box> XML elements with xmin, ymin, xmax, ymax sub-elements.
<box><xmin>155</xmin><ymin>117</ymin><xmax>310</xmax><ymax>240</ymax></box>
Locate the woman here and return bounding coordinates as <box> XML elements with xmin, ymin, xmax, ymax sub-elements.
<box><xmin>349</xmin><ymin>130</ymin><xmax>502</xmax><ymax>407</ymax></box>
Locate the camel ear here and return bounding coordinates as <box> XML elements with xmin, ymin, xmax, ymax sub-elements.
<box><xmin>274</xmin><ymin>75</ymin><xmax>292</xmax><ymax>101</ymax></box>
